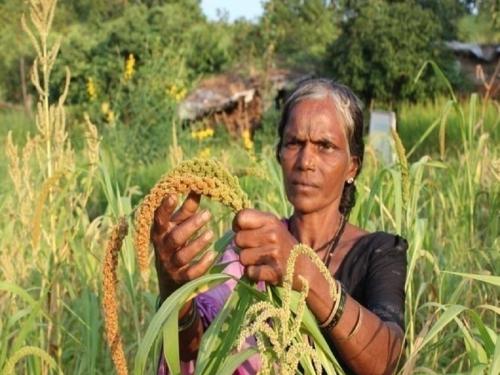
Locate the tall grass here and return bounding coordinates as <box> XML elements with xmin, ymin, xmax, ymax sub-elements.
<box><xmin>1</xmin><ymin>0</ymin><xmax>499</xmax><ymax>373</ymax></box>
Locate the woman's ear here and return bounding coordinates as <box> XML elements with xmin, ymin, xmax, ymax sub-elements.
<box><xmin>347</xmin><ymin>155</ymin><xmax>360</xmax><ymax>181</ymax></box>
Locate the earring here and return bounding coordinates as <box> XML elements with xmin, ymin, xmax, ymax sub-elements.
<box><xmin>347</xmin><ymin>177</ymin><xmax>354</xmax><ymax>184</ymax></box>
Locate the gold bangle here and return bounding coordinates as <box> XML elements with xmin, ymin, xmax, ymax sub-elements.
<box><xmin>319</xmin><ymin>280</ymin><xmax>342</xmax><ymax>328</ymax></box>
<box><xmin>324</xmin><ymin>284</ymin><xmax>346</xmax><ymax>331</ymax></box>
<box><xmin>339</xmin><ymin>306</ymin><xmax>363</xmax><ymax>342</ymax></box>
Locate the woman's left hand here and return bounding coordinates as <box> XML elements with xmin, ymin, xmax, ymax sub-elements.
<box><xmin>233</xmin><ymin>209</ymin><xmax>299</xmax><ymax>287</ymax></box>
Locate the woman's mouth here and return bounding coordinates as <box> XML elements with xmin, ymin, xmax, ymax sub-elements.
<box><xmin>292</xmin><ymin>180</ymin><xmax>319</xmax><ymax>189</ymax></box>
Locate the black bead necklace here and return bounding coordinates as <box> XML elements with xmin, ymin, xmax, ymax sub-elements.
<box><xmin>288</xmin><ymin>214</ymin><xmax>347</xmax><ymax>267</ymax></box>
<box><xmin>323</xmin><ymin>214</ymin><xmax>347</xmax><ymax>268</ymax></box>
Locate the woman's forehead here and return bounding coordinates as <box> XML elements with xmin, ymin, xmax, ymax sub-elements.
<box><xmin>285</xmin><ymin>98</ymin><xmax>346</xmax><ymax>138</ymax></box>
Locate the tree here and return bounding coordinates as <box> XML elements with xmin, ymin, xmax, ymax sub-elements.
<box><xmin>260</xmin><ymin>0</ymin><xmax>338</xmax><ymax>68</ymax></box>
<box><xmin>411</xmin><ymin>0</ymin><xmax>469</xmax><ymax>40</ymax></box>
<box><xmin>325</xmin><ymin>1</ymin><xmax>456</xmax><ymax>106</ymax></box>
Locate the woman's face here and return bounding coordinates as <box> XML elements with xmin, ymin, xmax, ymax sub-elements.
<box><xmin>279</xmin><ymin>97</ymin><xmax>358</xmax><ymax>215</ymax></box>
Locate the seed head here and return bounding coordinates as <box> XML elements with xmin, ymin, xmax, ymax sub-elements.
<box><xmin>133</xmin><ymin>158</ymin><xmax>250</xmax><ymax>280</ymax></box>
<box><xmin>102</xmin><ymin>217</ymin><xmax>129</xmax><ymax>375</ymax></box>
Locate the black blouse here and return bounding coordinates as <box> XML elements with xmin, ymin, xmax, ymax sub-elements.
<box><xmin>330</xmin><ymin>231</ymin><xmax>408</xmax><ymax>374</ymax></box>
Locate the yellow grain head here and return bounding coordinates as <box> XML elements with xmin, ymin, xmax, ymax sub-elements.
<box><xmin>102</xmin><ymin>217</ymin><xmax>129</xmax><ymax>375</ymax></box>
<box><xmin>133</xmin><ymin>158</ymin><xmax>250</xmax><ymax>282</ymax></box>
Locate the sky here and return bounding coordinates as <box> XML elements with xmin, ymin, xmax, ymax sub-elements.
<box><xmin>200</xmin><ymin>0</ymin><xmax>264</xmax><ymax>22</ymax></box>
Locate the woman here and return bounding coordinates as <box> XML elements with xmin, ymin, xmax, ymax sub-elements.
<box><xmin>153</xmin><ymin>79</ymin><xmax>407</xmax><ymax>375</ymax></box>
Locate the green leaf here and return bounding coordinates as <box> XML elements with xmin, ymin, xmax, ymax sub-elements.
<box><xmin>468</xmin><ymin>310</ymin><xmax>496</xmax><ymax>356</ymax></box>
<box><xmin>196</xmin><ymin>282</ymin><xmax>256</xmax><ymax>375</ymax></box>
<box><xmin>163</xmin><ymin>307</ymin><xmax>180</xmax><ymax>375</ymax></box>
<box><xmin>478</xmin><ymin>304</ymin><xmax>500</xmax><ymax>316</ymax></box>
<box><xmin>134</xmin><ymin>273</ymin><xmax>231</xmax><ymax>375</ymax></box>
<box><xmin>217</xmin><ymin>348</ymin><xmax>258</xmax><ymax>375</ymax></box>
<box><xmin>490</xmin><ymin>334</ymin><xmax>500</xmax><ymax>375</ymax></box>
<box><xmin>420</xmin><ymin>305</ymin><xmax>467</xmax><ymax>349</ymax></box>
<box><xmin>443</xmin><ymin>271</ymin><xmax>500</xmax><ymax>287</ymax></box>
<box><xmin>455</xmin><ymin>317</ymin><xmax>488</xmax><ymax>365</ymax></box>
<box><xmin>213</xmin><ymin>230</ymin><xmax>234</xmax><ymax>255</ymax></box>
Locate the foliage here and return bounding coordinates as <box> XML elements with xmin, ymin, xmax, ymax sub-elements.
<box><xmin>325</xmin><ymin>1</ymin><xmax>459</xmax><ymax>106</ymax></box>
<box><xmin>414</xmin><ymin>0</ymin><xmax>469</xmax><ymax>40</ymax></box>
<box><xmin>1</xmin><ymin>0</ymin><xmax>499</xmax><ymax>374</ymax></box>
<box><xmin>260</xmin><ymin>0</ymin><xmax>338</xmax><ymax>68</ymax></box>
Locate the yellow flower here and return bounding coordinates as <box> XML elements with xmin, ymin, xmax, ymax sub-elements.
<box><xmin>106</xmin><ymin>110</ymin><xmax>115</xmax><ymax>125</ymax></box>
<box><xmin>191</xmin><ymin>128</ymin><xmax>214</xmax><ymax>141</ymax></box>
<box><xmin>166</xmin><ymin>84</ymin><xmax>187</xmax><ymax>102</ymax></box>
<box><xmin>242</xmin><ymin>129</ymin><xmax>254</xmax><ymax>151</ymax></box>
<box><xmin>101</xmin><ymin>101</ymin><xmax>115</xmax><ymax>125</ymax></box>
<box><xmin>197</xmin><ymin>147</ymin><xmax>211</xmax><ymax>159</ymax></box>
<box><xmin>206</xmin><ymin>128</ymin><xmax>214</xmax><ymax>138</ymax></box>
<box><xmin>87</xmin><ymin>78</ymin><xmax>97</xmax><ymax>101</ymax></box>
<box><xmin>101</xmin><ymin>101</ymin><xmax>110</xmax><ymax>114</ymax></box>
<box><xmin>124</xmin><ymin>53</ymin><xmax>135</xmax><ymax>81</ymax></box>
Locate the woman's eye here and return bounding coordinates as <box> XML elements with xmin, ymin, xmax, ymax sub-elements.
<box><xmin>318</xmin><ymin>142</ymin><xmax>334</xmax><ymax>151</ymax></box>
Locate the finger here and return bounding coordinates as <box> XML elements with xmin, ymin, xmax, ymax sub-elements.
<box><xmin>165</xmin><ymin>209</ymin><xmax>211</xmax><ymax>250</ymax></box>
<box><xmin>239</xmin><ymin>246</ymin><xmax>279</xmax><ymax>267</ymax></box>
<box><xmin>245</xmin><ymin>265</ymin><xmax>280</xmax><ymax>285</ymax></box>
<box><xmin>232</xmin><ymin>209</ymin><xmax>270</xmax><ymax>232</ymax></box>
<box><xmin>153</xmin><ymin>194</ymin><xmax>178</xmax><ymax>233</ymax></box>
<box><xmin>234</xmin><ymin>228</ymin><xmax>270</xmax><ymax>249</ymax></box>
<box><xmin>172</xmin><ymin>229</ymin><xmax>214</xmax><ymax>267</ymax></box>
<box><xmin>171</xmin><ymin>191</ymin><xmax>201</xmax><ymax>224</ymax></box>
<box><xmin>179</xmin><ymin>250</ymin><xmax>217</xmax><ymax>282</ymax></box>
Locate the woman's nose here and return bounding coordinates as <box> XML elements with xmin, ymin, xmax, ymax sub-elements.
<box><xmin>297</xmin><ymin>143</ymin><xmax>316</xmax><ymax>171</ymax></box>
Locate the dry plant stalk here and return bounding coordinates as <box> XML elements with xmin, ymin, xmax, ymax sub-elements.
<box><xmin>133</xmin><ymin>158</ymin><xmax>251</xmax><ymax>280</ymax></box>
<box><xmin>103</xmin><ymin>217</ymin><xmax>129</xmax><ymax>375</ymax></box>
<box><xmin>391</xmin><ymin>128</ymin><xmax>410</xmax><ymax>207</ymax></box>
<box><xmin>31</xmin><ymin>171</ymin><xmax>64</xmax><ymax>250</ymax></box>
<box><xmin>237</xmin><ymin>243</ymin><xmax>336</xmax><ymax>375</ymax></box>
<box><xmin>2</xmin><ymin>0</ymin><xmax>100</xmax><ymax>364</ymax></box>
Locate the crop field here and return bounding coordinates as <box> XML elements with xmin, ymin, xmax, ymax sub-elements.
<box><xmin>0</xmin><ymin>0</ymin><xmax>499</xmax><ymax>374</ymax></box>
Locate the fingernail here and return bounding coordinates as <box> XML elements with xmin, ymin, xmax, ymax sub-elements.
<box><xmin>204</xmin><ymin>230</ymin><xmax>214</xmax><ymax>240</ymax></box>
<box><xmin>167</xmin><ymin>196</ymin><xmax>176</xmax><ymax>206</ymax></box>
<box><xmin>202</xmin><ymin>210</ymin><xmax>211</xmax><ymax>221</ymax></box>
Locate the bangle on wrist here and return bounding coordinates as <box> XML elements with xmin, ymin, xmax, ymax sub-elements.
<box><xmin>178</xmin><ymin>301</ymin><xmax>198</xmax><ymax>332</ymax></box>
<box><xmin>318</xmin><ymin>279</ymin><xmax>339</xmax><ymax>326</ymax></box>
<box><xmin>320</xmin><ymin>281</ymin><xmax>346</xmax><ymax>330</ymax></box>
<box><xmin>338</xmin><ymin>305</ymin><xmax>363</xmax><ymax>342</ymax></box>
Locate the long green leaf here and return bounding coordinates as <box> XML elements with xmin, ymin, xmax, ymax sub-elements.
<box><xmin>195</xmin><ymin>288</ymin><xmax>241</xmax><ymax>374</ymax></box>
<box><xmin>163</xmin><ymin>307</ymin><xmax>180</xmax><ymax>375</ymax></box>
<box><xmin>196</xmin><ymin>282</ymin><xmax>256</xmax><ymax>375</ymax></box>
<box><xmin>134</xmin><ymin>273</ymin><xmax>231</xmax><ymax>375</ymax></box>
<box><xmin>217</xmin><ymin>348</ymin><xmax>258</xmax><ymax>375</ymax></box>
<box><xmin>420</xmin><ymin>305</ymin><xmax>467</xmax><ymax>349</ymax></box>
<box><xmin>467</xmin><ymin>310</ymin><xmax>496</xmax><ymax>356</ymax></box>
<box><xmin>443</xmin><ymin>271</ymin><xmax>500</xmax><ymax>287</ymax></box>
<box><xmin>490</xmin><ymin>334</ymin><xmax>500</xmax><ymax>375</ymax></box>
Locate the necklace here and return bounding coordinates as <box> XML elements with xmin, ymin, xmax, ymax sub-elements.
<box><xmin>288</xmin><ymin>214</ymin><xmax>347</xmax><ymax>267</ymax></box>
<box><xmin>323</xmin><ymin>215</ymin><xmax>347</xmax><ymax>268</ymax></box>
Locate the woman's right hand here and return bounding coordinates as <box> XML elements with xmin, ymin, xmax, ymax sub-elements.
<box><xmin>152</xmin><ymin>191</ymin><xmax>216</xmax><ymax>301</ymax></box>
